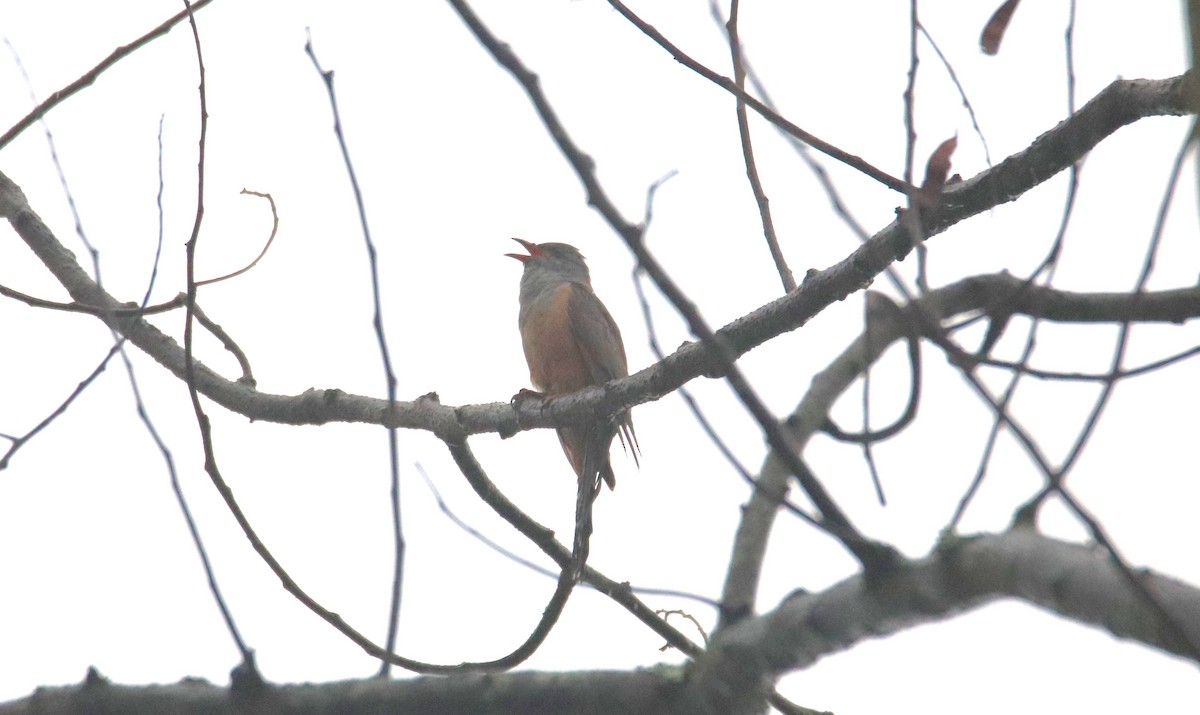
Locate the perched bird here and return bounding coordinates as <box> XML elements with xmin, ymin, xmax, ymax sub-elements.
<box><xmin>507</xmin><ymin>238</ymin><xmax>639</xmax><ymax>490</ymax></box>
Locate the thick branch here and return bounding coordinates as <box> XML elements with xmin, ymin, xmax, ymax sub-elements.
<box><xmin>717</xmin><ymin>272</ymin><xmax>1200</xmax><ymax>625</ymax></box>
<box><xmin>0</xmin><ymin>670</ymin><xmax>681</xmax><ymax>715</ymax></box>
<box><xmin>0</xmin><ymin>78</ymin><xmax>1192</xmax><ymax>443</ymax></box>
<box><xmin>2</xmin><ymin>177</ymin><xmax>1197</xmax><ymax>449</ymax></box>
<box><xmin>938</xmin><ymin>76</ymin><xmax>1189</xmax><ymax>227</ymax></box>
<box><xmin>5</xmin><ymin>530</ymin><xmax>1191</xmax><ymax>715</ymax></box>
<box><xmin>700</xmin><ymin>529</ymin><xmax>1200</xmax><ymax>696</ymax></box>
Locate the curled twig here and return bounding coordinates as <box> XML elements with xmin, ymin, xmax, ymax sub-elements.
<box><xmin>195</xmin><ymin>189</ymin><xmax>281</xmax><ymax>287</ymax></box>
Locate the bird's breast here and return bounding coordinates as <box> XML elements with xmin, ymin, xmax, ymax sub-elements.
<box><xmin>519</xmin><ymin>282</ymin><xmax>592</xmax><ymax>395</ymax></box>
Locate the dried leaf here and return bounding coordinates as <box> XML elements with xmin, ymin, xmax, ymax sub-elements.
<box><xmin>981</xmin><ymin>0</ymin><xmax>1021</xmax><ymax>55</ymax></box>
<box><xmin>916</xmin><ymin>135</ymin><xmax>958</xmax><ymax>207</ymax></box>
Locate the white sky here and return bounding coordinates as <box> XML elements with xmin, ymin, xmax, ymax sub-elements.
<box><xmin>0</xmin><ymin>1</ymin><xmax>1197</xmax><ymax>713</ymax></box>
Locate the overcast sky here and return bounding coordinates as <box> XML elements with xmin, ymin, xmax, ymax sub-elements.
<box><xmin>1</xmin><ymin>2</ymin><xmax>1197</xmax><ymax>712</ymax></box>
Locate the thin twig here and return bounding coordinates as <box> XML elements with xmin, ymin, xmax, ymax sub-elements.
<box><xmin>2</xmin><ymin>70</ymin><xmax>1186</xmax><ymax>443</ymax></box>
<box><xmin>1032</xmin><ymin>134</ymin><xmax>1200</xmax><ymax>658</ymax></box>
<box><xmin>822</xmin><ymin>297</ymin><xmax>922</xmax><ymax>447</ymax></box>
<box><xmin>3</xmin><ymin>36</ymin><xmax>249</xmax><ymax>666</ymax></box>
<box><xmin>414</xmin><ymin>462</ymin><xmax>720</xmax><ymax>607</ymax></box>
<box><xmin>0</xmin><ymin>284</ymin><xmax>187</xmax><ymax>315</ymax></box>
<box><xmin>634</xmin><ymin>270</ymin><xmax>821</xmax><ymax>530</ymax></box>
<box><xmin>444</xmin><ymin>437</ymin><xmax>704</xmax><ymax>660</ymax></box>
<box><xmin>945</xmin><ymin>314</ymin><xmax>1040</xmax><ymax>531</ymax></box>
<box><xmin>0</xmin><ymin>0</ymin><xmax>217</xmax><ymax>150</ymax></box>
<box><xmin>725</xmin><ymin>0</ymin><xmax>793</xmax><ymax>293</ymax></box>
<box><xmin>707</xmin><ymin>6</ymin><xmax>918</xmax><ymax>510</ymax></box>
<box><xmin>303</xmin><ymin>34</ymin><xmax>408</xmax><ymax>678</ymax></box>
<box><xmin>972</xmin><ymin>344</ymin><xmax>1200</xmax><ymax>382</ymax></box>
<box><xmin>902</xmin><ymin>0</ymin><xmax>931</xmax><ymax>294</ymax></box>
<box><xmin>125</xmin><ymin>114</ymin><xmax>249</xmax><ymax>665</ymax></box>
<box><xmin>1053</xmin><ymin>483</ymin><xmax>1200</xmax><ymax>659</ymax></box>
<box><xmin>942</xmin><ymin>0</ymin><xmax>1083</xmax><ymax>527</ymax></box>
<box><xmin>634</xmin><ymin>173</ymin><xmax>822</xmax><ymax>527</ymax></box>
<box><xmin>604</xmin><ymin>0</ymin><xmax>910</xmax><ymax>193</ymax></box>
<box><xmin>194</xmin><ymin>189</ymin><xmax>281</xmax><ymax>287</ymax></box>
<box><xmin>446</xmin><ymin>0</ymin><xmax>892</xmax><ymax>574</ymax></box>
<box><xmin>656</xmin><ymin>609</ymin><xmax>710</xmax><ymax>648</ymax></box>
<box><xmin>0</xmin><ymin>39</ymin><xmax>131</xmax><ymax>471</ymax></box>
<box><xmin>705</xmin><ymin>1</ymin><xmax>913</xmax><ymax>300</ymax></box>
<box><xmin>948</xmin><ymin>130</ymin><xmax>1081</xmax><ymax>528</ymax></box>
<box><xmin>191</xmin><ymin>302</ymin><xmax>255</xmax><ymax>385</ymax></box>
<box><xmin>917</xmin><ymin>23</ymin><xmax>992</xmax><ymax>166</ymax></box>
<box><xmin>176</xmin><ymin>0</ymin><xmax>255</xmax><ymax>672</ymax></box>
<box><xmin>0</xmin><ymin>341</ymin><xmax>123</xmax><ymax>470</ymax></box>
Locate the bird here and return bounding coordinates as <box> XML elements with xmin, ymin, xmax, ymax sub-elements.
<box><xmin>507</xmin><ymin>238</ymin><xmax>639</xmax><ymax>490</ymax></box>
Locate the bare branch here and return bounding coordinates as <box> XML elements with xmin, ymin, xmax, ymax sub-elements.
<box><xmin>717</xmin><ymin>271</ymin><xmax>1200</xmax><ymax>625</ymax></box>
<box><xmin>970</xmin><ymin>343</ymin><xmax>1200</xmax><ymax>382</ymax></box>
<box><xmin>0</xmin><ymin>340</ymin><xmax>123</xmax><ymax>469</ymax></box>
<box><xmin>3</xmin><ymin>162</ymin><xmax>1198</xmax><ymax>442</ymax></box>
<box><xmin>819</xmin><ymin>294</ymin><xmax>922</xmax><ymax>445</ymax></box>
<box><xmin>0</xmin><ymin>669</ymin><xmax>682</xmax><ymax>715</ymax></box>
<box><xmin>711</xmin><ymin>529</ymin><xmax>1200</xmax><ymax>685</ymax></box>
<box><xmin>0</xmin><ymin>0</ymin><xmax>218</xmax><ymax>150</ymax></box>
<box><xmin>0</xmin><ymin>285</ymin><xmax>187</xmax><ymax>316</ymax></box>
<box><xmin>604</xmin><ymin>0</ymin><xmax>910</xmax><ymax>193</ymax></box>
<box><xmin>723</xmin><ymin>0</ymin><xmax>794</xmax><ymax>293</ymax></box>
<box><xmin>301</xmin><ymin>32</ymin><xmax>409</xmax><ymax>679</ymax></box>
<box><xmin>918</xmin><ymin>23</ymin><xmax>993</xmax><ymax>166</ymax></box>
<box><xmin>1013</xmin><ymin>135</ymin><xmax>1200</xmax><ymax>660</ymax></box>
<box><xmin>193</xmin><ymin>189</ymin><xmax>281</xmax><ymax>288</ymax></box>
<box><xmin>174</xmin><ymin>0</ymin><xmax>259</xmax><ymax>679</ymax></box>
<box><xmin>447</xmin><ymin>0</ymin><xmax>899</xmax><ymax>574</ymax></box>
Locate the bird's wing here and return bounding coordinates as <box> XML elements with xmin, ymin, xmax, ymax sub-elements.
<box><xmin>567</xmin><ymin>283</ymin><xmax>640</xmax><ymax>463</ymax></box>
<box><xmin>566</xmin><ymin>282</ymin><xmax>627</xmax><ymax>383</ymax></box>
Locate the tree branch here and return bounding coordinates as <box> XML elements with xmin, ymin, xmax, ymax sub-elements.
<box><xmin>2</xmin><ymin>160</ymin><xmax>1197</xmax><ymax>448</ymax></box>
<box><xmin>0</xmin><ymin>0</ymin><xmax>218</xmax><ymax>151</ymax></box>
<box><xmin>0</xmin><ymin>669</ymin><xmax>682</xmax><ymax>715</ymax></box>
<box><xmin>604</xmin><ymin>0</ymin><xmax>909</xmax><ymax>193</ymax></box>
<box><xmin>716</xmin><ymin>272</ymin><xmax>1200</xmax><ymax>626</ymax></box>
<box><xmin>703</xmin><ymin>529</ymin><xmax>1200</xmax><ymax>693</ymax></box>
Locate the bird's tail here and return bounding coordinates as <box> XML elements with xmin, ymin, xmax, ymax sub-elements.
<box><xmin>558</xmin><ymin>423</ymin><xmax>617</xmax><ymax>491</ymax></box>
<box><xmin>558</xmin><ymin>409</ymin><xmax>640</xmax><ymax>491</ymax></box>
<box><xmin>615</xmin><ymin>412</ymin><xmax>640</xmax><ymax>469</ymax></box>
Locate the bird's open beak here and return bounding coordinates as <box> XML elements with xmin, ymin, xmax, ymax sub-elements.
<box><xmin>505</xmin><ymin>237</ymin><xmax>541</xmax><ymax>263</ymax></box>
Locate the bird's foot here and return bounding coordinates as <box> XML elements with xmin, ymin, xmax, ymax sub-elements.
<box><xmin>510</xmin><ymin>387</ymin><xmax>546</xmax><ymax>408</ymax></box>
<box><xmin>502</xmin><ymin>389</ymin><xmax>547</xmax><ymax>439</ymax></box>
